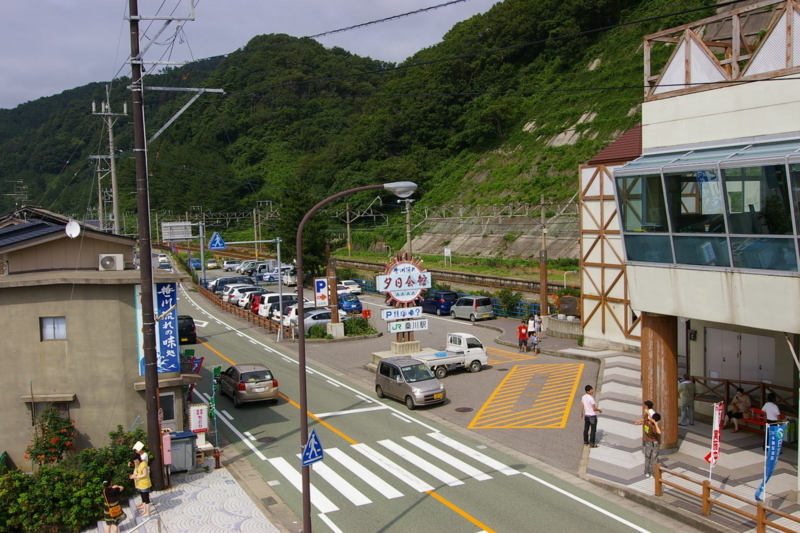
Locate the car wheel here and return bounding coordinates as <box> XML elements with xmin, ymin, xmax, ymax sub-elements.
<box><xmin>451</xmin><ymin>311</ymin><xmax>457</xmax><ymax>319</ymax></box>
<box><xmin>376</xmin><ymin>385</ymin><xmax>385</xmax><ymax>399</ymax></box>
<box><xmin>436</xmin><ymin>308</ymin><xmax>442</xmax><ymax>316</ymax></box>
<box><xmin>405</xmin><ymin>396</ymin><xmax>415</xmax><ymax>410</ymax></box>
<box><xmin>434</xmin><ymin>366</ymin><xmax>447</xmax><ymax>379</ymax></box>
<box><xmin>469</xmin><ymin>360</ymin><xmax>482</xmax><ymax>373</ymax></box>
<box><xmin>233</xmin><ymin>393</ymin><xmax>241</xmax><ymax>409</ymax></box>
<box><xmin>470</xmin><ymin>314</ymin><xmax>477</xmax><ymax>323</ymax></box>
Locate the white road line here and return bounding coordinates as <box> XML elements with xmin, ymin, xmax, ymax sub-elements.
<box><xmin>315</xmin><ymin>406</ymin><xmax>389</xmax><ymax>418</ymax></box>
<box><xmin>402</xmin><ymin>436</ymin><xmax>492</xmax><ymax>481</ymax></box>
<box><xmin>268</xmin><ymin>457</ymin><xmax>338</xmax><ymax>514</ymax></box>
<box><xmin>296</xmin><ymin>453</ymin><xmax>372</xmax><ymax>507</ymax></box>
<box><xmin>427</xmin><ymin>433</ymin><xmax>518</xmax><ymax>476</ymax></box>
<box><xmin>392</xmin><ymin>413</ymin><xmax>413</xmax><ymax>424</ymax></box>
<box><xmin>326</xmin><ymin>380</ymin><xmax>341</xmax><ymax>388</ymax></box>
<box><xmin>192</xmin><ymin>390</ymin><xmax>266</xmax><ymax>460</ymax></box>
<box><xmin>244</xmin><ymin>431</ymin><xmax>257</xmax><ymax>441</ymax></box>
<box><xmin>318</xmin><ymin>514</ymin><xmax>344</xmax><ymax>533</ymax></box>
<box><xmin>521</xmin><ymin>472</ymin><xmax>651</xmax><ymax>533</ymax></box>
<box><xmin>378</xmin><ymin>440</ymin><xmax>463</xmax><ymax>487</ymax></box>
<box><xmin>355</xmin><ymin>394</ymin><xmax>373</xmax><ymax>404</ymax></box>
<box><xmin>220</xmin><ymin>410</ymin><xmax>233</xmax><ymax>421</ymax></box>
<box><xmin>352</xmin><ymin>443</ymin><xmax>434</xmax><ymax>493</ymax></box>
<box><xmin>326</xmin><ymin>448</ymin><xmax>403</xmax><ymax>500</ymax></box>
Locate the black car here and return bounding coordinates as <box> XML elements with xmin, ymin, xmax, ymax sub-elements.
<box><xmin>212</xmin><ymin>276</ymin><xmax>256</xmax><ymax>294</ymax></box>
<box><xmin>178</xmin><ymin>315</ymin><xmax>197</xmax><ymax>344</ymax></box>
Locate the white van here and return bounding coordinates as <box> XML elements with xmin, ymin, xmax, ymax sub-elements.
<box><xmin>257</xmin><ymin>293</ymin><xmax>300</xmax><ymax>318</ymax></box>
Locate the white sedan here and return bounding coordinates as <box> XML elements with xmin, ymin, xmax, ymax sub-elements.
<box><xmin>339</xmin><ymin>280</ymin><xmax>362</xmax><ymax>294</ymax></box>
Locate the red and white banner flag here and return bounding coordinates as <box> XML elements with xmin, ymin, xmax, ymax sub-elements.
<box><xmin>704</xmin><ymin>401</ymin><xmax>724</xmax><ymax>465</ymax></box>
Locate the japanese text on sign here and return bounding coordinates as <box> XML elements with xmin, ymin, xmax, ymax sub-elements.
<box><xmin>376</xmin><ymin>271</ymin><xmax>432</xmax><ymax>292</ymax></box>
<box><xmin>189</xmin><ymin>403</ymin><xmax>209</xmax><ymax>433</ymax></box>
<box><xmin>388</xmin><ymin>319</ymin><xmax>429</xmax><ymax>333</ymax></box>
<box><xmin>150</xmin><ymin>282</ymin><xmax>179</xmax><ymax>375</ymax></box>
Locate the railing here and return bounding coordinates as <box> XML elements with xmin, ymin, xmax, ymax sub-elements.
<box><xmin>198</xmin><ymin>287</ymin><xmax>290</xmax><ymax>337</ymax></box>
<box><xmin>654</xmin><ymin>464</ymin><xmax>800</xmax><ymax>533</ymax></box>
<box><xmin>692</xmin><ymin>377</ymin><xmax>798</xmax><ymax>417</ymax></box>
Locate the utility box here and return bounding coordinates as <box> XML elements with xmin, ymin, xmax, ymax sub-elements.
<box><xmin>169</xmin><ymin>431</ymin><xmax>198</xmax><ymax>473</ymax></box>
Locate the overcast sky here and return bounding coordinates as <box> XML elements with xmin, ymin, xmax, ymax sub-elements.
<box><xmin>0</xmin><ymin>0</ymin><xmax>498</xmax><ymax>110</ymax></box>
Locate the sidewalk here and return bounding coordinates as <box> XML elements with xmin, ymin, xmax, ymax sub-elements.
<box><xmin>492</xmin><ymin>319</ymin><xmax>800</xmax><ymax>533</ymax></box>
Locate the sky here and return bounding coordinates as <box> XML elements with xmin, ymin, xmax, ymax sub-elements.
<box><xmin>0</xmin><ymin>0</ymin><xmax>499</xmax><ymax>110</ymax></box>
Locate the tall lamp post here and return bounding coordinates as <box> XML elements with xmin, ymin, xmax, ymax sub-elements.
<box><xmin>296</xmin><ymin>181</ymin><xmax>417</xmax><ymax>532</ymax></box>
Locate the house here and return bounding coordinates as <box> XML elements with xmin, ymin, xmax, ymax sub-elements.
<box><xmin>0</xmin><ymin>208</ymin><xmax>197</xmax><ymax>471</ymax></box>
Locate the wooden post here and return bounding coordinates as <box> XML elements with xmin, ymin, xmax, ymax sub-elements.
<box><xmin>641</xmin><ymin>313</ymin><xmax>679</xmax><ymax>450</ymax></box>
<box><xmin>756</xmin><ymin>502</ymin><xmax>766</xmax><ymax>533</ymax></box>
<box><xmin>654</xmin><ymin>463</ymin><xmax>663</xmax><ymax>496</ymax></box>
<box><xmin>701</xmin><ymin>480</ymin><xmax>711</xmax><ymax>515</ymax></box>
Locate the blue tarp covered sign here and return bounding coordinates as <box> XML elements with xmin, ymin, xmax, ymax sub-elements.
<box><xmin>755</xmin><ymin>423</ymin><xmax>786</xmax><ymax>501</ymax></box>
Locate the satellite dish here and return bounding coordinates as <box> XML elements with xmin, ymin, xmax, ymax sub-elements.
<box><xmin>65</xmin><ymin>220</ymin><xmax>81</xmax><ymax>239</ymax></box>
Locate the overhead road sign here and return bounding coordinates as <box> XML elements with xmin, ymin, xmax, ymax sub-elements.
<box><xmin>208</xmin><ymin>232</ymin><xmax>226</xmax><ymax>251</ymax></box>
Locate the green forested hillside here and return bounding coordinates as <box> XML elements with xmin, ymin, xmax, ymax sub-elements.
<box><xmin>0</xmin><ymin>0</ymin><xmax>716</xmax><ymax>258</ymax></box>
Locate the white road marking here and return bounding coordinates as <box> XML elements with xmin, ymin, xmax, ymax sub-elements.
<box><xmin>296</xmin><ymin>453</ymin><xmax>372</xmax><ymax>507</ymax></box>
<box><xmin>326</xmin><ymin>448</ymin><xmax>403</xmax><ymax>500</ymax></box>
<box><xmin>267</xmin><ymin>457</ymin><xmax>338</xmax><ymax>514</ymax></box>
<box><xmin>194</xmin><ymin>320</ymin><xmax>209</xmax><ymax>328</ymax></box>
<box><xmin>392</xmin><ymin>413</ymin><xmax>413</xmax><ymax>424</ymax></box>
<box><xmin>326</xmin><ymin>380</ymin><xmax>341</xmax><ymax>388</ymax></box>
<box><xmin>244</xmin><ymin>431</ymin><xmax>257</xmax><ymax>441</ymax></box>
<box><xmin>378</xmin><ymin>440</ymin><xmax>463</xmax><ymax>487</ymax></box>
<box><xmin>427</xmin><ymin>433</ymin><xmax>518</xmax><ymax>476</ymax></box>
<box><xmin>315</xmin><ymin>406</ymin><xmax>389</xmax><ymax>418</ymax></box>
<box><xmin>318</xmin><ymin>514</ymin><xmax>344</xmax><ymax>533</ymax></box>
<box><xmin>220</xmin><ymin>410</ymin><xmax>233</xmax><ymax>421</ymax></box>
<box><xmin>522</xmin><ymin>472</ymin><xmax>652</xmax><ymax>533</ymax></box>
<box><xmin>403</xmin><ymin>436</ymin><xmax>492</xmax><ymax>481</ymax></box>
<box><xmin>352</xmin><ymin>443</ymin><xmax>434</xmax><ymax>492</ymax></box>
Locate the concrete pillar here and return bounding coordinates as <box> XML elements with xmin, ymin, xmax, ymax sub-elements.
<box><xmin>641</xmin><ymin>312</ymin><xmax>679</xmax><ymax>451</ymax></box>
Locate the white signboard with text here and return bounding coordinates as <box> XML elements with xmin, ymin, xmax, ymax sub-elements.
<box><xmin>388</xmin><ymin>319</ymin><xmax>429</xmax><ymax>333</ymax></box>
<box><xmin>189</xmin><ymin>403</ymin><xmax>209</xmax><ymax>434</ymax></box>
<box><xmin>381</xmin><ymin>307</ymin><xmax>423</xmax><ymax>321</ymax></box>
<box><xmin>377</xmin><ymin>262</ymin><xmax>431</xmax><ymax>303</ymax></box>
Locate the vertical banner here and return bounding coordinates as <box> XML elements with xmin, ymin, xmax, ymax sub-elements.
<box><xmin>704</xmin><ymin>402</ymin><xmax>723</xmax><ymax>478</ymax></box>
<box><xmin>755</xmin><ymin>423</ymin><xmax>787</xmax><ymax>501</ymax></box>
<box><xmin>155</xmin><ymin>282</ymin><xmax>180</xmax><ymax>373</ymax></box>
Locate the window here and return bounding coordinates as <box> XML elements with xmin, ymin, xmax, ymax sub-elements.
<box><xmin>665</xmin><ymin>170</ymin><xmax>725</xmax><ymax>233</ymax></box>
<box><xmin>616</xmin><ymin>174</ymin><xmax>669</xmax><ymax>232</ymax></box>
<box><xmin>40</xmin><ymin>317</ymin><xmax>66</xmax><ymax>340</ymax></box>
<box><xmin>722</xmin><ymin>165</ymin><xmax>792</xmax><ymax>235</ymax></box>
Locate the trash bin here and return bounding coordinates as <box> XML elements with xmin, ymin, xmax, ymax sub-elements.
<box><xmin>169</xmin><ymin>431</ymin><xmax>198</xmax><ymax>473</ymax></box>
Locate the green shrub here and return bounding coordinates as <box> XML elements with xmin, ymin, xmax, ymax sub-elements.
<box><xmin>336</xmin><ymin>267</ymin><xmax>357</xmax><ymax>281</ymax></box>
<box><xmin>497</xmin><ymin>288</ymin><xmax>523</xmax><ymax>315</ymax></box>
<box><xmin>308</xmin><ymin>324</ymin><xmax>327</xmax><ymax>338</ymax></box>
<box><xmin>557</xmin><ymin>286</ymin><xmax>581</xmax><ymax>298</ymax></box>
<box><xmin>343</xmin><ymin>317</ymin><xmax>377</xmax><ymax>336</ymax></box>
<box><xmin>577</xmin><ymin>335</ymin><xmax>585</xmax><ymax>347</ymax></box>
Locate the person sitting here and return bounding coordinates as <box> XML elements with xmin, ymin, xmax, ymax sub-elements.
<box><xmin>762</xmin><ymin>392</ymin><xmax>781</xmax><ymax>424</ymax></box>
<box><xmin>722</xmin><ymin>388</ymin><xmax>752</xmax><ymax>432</ymax></box>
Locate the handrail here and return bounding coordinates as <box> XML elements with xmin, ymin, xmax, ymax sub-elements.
<box><xmin>126</xmin><ymin>515</ymin><xmax>162</xmax><ymax>532</ymax></box>
<box><xmin>655</xmin><ymin>464</ymin><xmax>800</xmax><ymax>533</ymax></box>
<box><xmin>691</xmin><ymin>376</ymin><xmax>797</xmax><ymax>416</ymax></box>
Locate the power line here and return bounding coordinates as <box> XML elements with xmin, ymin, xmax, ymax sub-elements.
<box><xmin>306</xmin><ymin>0</ymin><xmax>468</xmax><ymax>39</ymax></box>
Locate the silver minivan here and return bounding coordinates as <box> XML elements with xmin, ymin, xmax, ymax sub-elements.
<box><xmin>450</xmin><ymin>296</ymin><xmax>495</xmax><ymax>322</ymax></box>
<box><xmin>375</xmin><ymin>357</ymin><xmax>446</xmax><ymax>410</ymax></box>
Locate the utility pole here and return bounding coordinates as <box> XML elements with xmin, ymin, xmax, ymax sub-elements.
<box><xmin>91</xmin><ymin>88</ymin><xmax>126</xmax><ymax>234</ymax></box>
<box><xmin>539</xmin><ymin>194</ymin><xmax>549</xmax><ymax>318</ymax></box>
<box><xmin>345</xmin><ymin>203</ymin><xmax>351</xmax><ymax>257</ymax></box>
<box><xmin>399</xmin><ymin>198</ymin><xmax>415</xmax><ymax>256</ymax></box>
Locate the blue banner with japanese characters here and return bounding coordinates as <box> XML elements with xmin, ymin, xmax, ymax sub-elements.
<box><xmin>155</xmin><ymin>282</ymin><xmax>180</xmax><ymax>373</ymax></box>
<box><xmin>755</xmin><ymin>423</ymin><xmax>786</xmax><ymax>501</ymax></box>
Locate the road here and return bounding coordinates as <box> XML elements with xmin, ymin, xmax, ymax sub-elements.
<box><xmin>178</xmin><ymin>282</ymin><xmax>694</xmax><ymax>533</ymax></box>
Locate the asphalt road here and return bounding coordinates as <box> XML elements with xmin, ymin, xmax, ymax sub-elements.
<box><xmin>178</xmin><ymin>282</ymin><xmax>695</xmax><ymax>533</ymax></box>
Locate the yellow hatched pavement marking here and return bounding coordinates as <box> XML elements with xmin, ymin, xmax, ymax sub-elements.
<box><xmin>486</xmin><ymin>346</ymin><xmax>536</xmax><ymax>365</ymax></box>
<box><xmin>468</xmin><ymin>363</ymin><xmax>584</xmax><ymax>429</ymax></box>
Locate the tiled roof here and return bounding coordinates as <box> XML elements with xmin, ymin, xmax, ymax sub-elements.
<box><xmin>0</xmin><ymin>221</ymin><xmax>65</xmax><ymax>248</ymax></box>
<box><xmin>587</xmin><ymin>124</ymin><xmax>642</xmax><ymax>166</ymax></box>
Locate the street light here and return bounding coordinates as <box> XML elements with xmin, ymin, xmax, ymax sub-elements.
<box><xmin>563</xmin><ymin>270</ymin><xmax>579</xmax><ymax>288</ymax></box>
<box><xmin>296</xmin><ymin>181</ymin><xmax>416</xmax><ymax>532</ymax></box>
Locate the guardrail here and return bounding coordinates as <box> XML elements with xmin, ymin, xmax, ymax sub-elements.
<box><xmin>198</xmin><ymin>287</ymin><xmax>291</xmax><ymax>337</ymax></box>
<box><xmin>691</xmin><ymin>377</ymin><xmax>797</xmax><ymax>417</ymax></box>
<box><xmin>654</xmin><ymin>464</ymin><xmax>800</xmax><ymax>532</ymax></box>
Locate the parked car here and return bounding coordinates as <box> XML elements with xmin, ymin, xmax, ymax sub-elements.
<box><xmin>158</xmin><ymin>253</ymin><xmax>169</xmax><ymax>264</ymax></box>
<box><xmin>177</xmin><ymin>315</ymin><xmax>197</xmax><ymax>344</ymax></box>
<box><xmin>451</xmin><ymin>295</ymin><xmax>495</xmax><ymax>322</ymax></box>
<box><xmin>222</xmin><ymin>260</ymin><xmax>241</xmax><ymax>272</ymax></box>
<box><xmin>246</xmin><ymin>290</ymin><xmax>271</xmax><ymax>311</ymax></box>
<box><xmin>291</xmin><ymin>308</ymin><xmax>348</xmax><ymax>335</ymax></box>
<box><xmin>156</xmin><ymin>262</ymin><xmax>172</xmax><ymax>272</ymax></box>
<box><xmin>207</xmin><ymin>259</ymin><xmax>219</xmax><ymax>269</ymax></box>
<box><xmin>258</xmin><ymin>293</ymin><xmax>303</xmax><ymax>318</ymax></box>
<box><xmin>339</xmin><ymin>280</ymin><xmax>362</xmax><ymax>294</ymax></box>
<box><xmin>236</xmin><ymin>260</ymin><xmax>258</xmax><ymax>274</ymax></box>
<box><xmin>235</xmin><ymin>287</ymin><xmax>266</xmax><ymax>308</ymax></box>
<box><xmin>213</xmin><ymin>277</ymin><xmax>257</xmax><ymax>295</ymax></box>
<box><xmin>337</xmin><ymin>293</ymin><xmax>362</xmax><ymax>314</ymax></box>
<box><xmin>262</xmin><ymin>266</ymin><xmax>292</xmax><ymax>283</ymax></box>
<box><xmin>189</xmin><ymin>258</ymin><xmax>202</xmax><ymax>270</ymax></box>
<box><xmin>375</xmin><ymin>356</ymin><xmax>446</xmax><ymax>410</ymax></box>
<box><xmin>227</xmin><ymin>285</ymin><xmax>261</xmax><ymax>306</ymax></box>
<box><xmin>421</xmin><ymin>290</ymin><xmax>459</xmax><ymax>316</ymax></box>
<box><xmin>221</xmin><ymin>283</ymin><xmax>255</xmax><ymax>302</ymax></box>
<box><xmin>217</xmin><ymin>363</ymin><xmax>279</xmax><ymax>408</ymax></box>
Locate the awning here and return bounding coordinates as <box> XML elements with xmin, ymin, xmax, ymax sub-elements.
<box><xmin>614</xmin><ymin>137</ymin><xmax>800</xmax><ymax>176</ymax></box>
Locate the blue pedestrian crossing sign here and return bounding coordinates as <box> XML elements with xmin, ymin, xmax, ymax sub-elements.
<box><xmin>301</xmin><ymin>429</ymin><xmax>324</xmax><ymax>466</ymax></box>
<box><xmin>208</xmin><ymin>232</ymin><xmax>226</xmax><ymax>251</ymax></box>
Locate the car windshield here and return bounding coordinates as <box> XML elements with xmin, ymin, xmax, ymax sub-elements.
<box><xmin>241</xmin><ymin>370</ymin><xmax>273</xmax><ymax>382</ymax></box>
<box><xmin>341</xmin><ymin>294</ymin><xmax>358</xmax><ymax>302</ymax></box>
<box><xmin>400</xmin><ymin>363</ymin><xmax>435</xmax><ymax>383</ymax></box>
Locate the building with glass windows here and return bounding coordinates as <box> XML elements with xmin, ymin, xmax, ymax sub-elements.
<box><xmin>605</xmin><ymin>0</ymin><xmax>800</xmax><ymax>458</ymax></box>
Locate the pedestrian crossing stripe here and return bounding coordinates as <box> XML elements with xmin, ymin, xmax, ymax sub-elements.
<box><xmin>267</xmin><ymin>432</ymin><xmax>516</xmax><ymax>514</ymax></box>
<box><xmin>468</xmin><ymin>364</ymin><xmax>584</xmax><ymax>429</ymax></box>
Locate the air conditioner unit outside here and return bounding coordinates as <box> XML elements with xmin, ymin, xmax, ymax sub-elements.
<box><xmin>99</xmin><ymin>254</ymin><xmax>124</xmax><ymax>271</ymax></box>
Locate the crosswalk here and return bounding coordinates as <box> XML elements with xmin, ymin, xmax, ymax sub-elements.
<box><xmin>267</xmin><ymin>432</ymin><xmax>519</xmax><ymax>514</ymax></box>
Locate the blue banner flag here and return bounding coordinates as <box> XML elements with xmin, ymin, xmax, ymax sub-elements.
<box><xmin>755</xmin><ymin>423</ymin><xmax>786</xmax><ymax>501</ymax></box>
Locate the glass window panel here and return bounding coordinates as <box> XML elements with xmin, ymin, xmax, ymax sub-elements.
<box><xmin>730</xmin><ymin>237</ymin><xmax>797</xmax><ymax>271</ymax></box>
<box><xmin>791</xmin><ymin>164</ymin><xmax>800</xmax><ymax>232</ymax></box>
<box><xmin>615</xmin><ymin>175</ymin><xmax>668</xmax><ymax>232</ymax></box>
<box><xmin>665</xmin><ymin>170</ymin><xmax>726</xmax><ymax>233</ymax></box>
<box><xmin>40</xmin><ymin>317</ymin><xmax>66</xmax><ymax>341</ymax></box>
<box><xmin>673</xmin><ymin>236</ymin><xmax>730</xmax><ymax>267</ymax></box>
<box><xmin>722</xmin><ymin>165</ymin><xmax>792</xmax><ymax>235</ymax></box>
<box><xmin>622</xmin><ymin>234</ymin><xmax>674</xmax><ymax>263</ymax></box>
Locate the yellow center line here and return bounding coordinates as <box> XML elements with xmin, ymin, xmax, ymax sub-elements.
<box><xmin>203</xmin><ymin>339</ymin><xmax>493</xmax><ymax>530</ymax></box>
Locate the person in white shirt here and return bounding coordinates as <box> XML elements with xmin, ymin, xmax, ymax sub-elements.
<box><xmin>762</xmin><ymin>393</ymin><xmax>781</xmax><ymax>423</ymax></box>
<box><xmin>580</xmin><ymin>385</ymin><xmax>602</xmax><ymax>448</ymax></box>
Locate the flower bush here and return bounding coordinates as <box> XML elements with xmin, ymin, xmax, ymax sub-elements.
<box><xmin>25</xmin><ymin>405</ymin><xmax>77</xmax><ymax>465</ymax></box>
